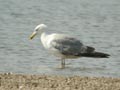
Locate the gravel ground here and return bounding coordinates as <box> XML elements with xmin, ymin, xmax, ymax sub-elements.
<box><xmin>0</xmin><ymin>73</ymin><xmax>120</xmax><ymax>90</ymax></box>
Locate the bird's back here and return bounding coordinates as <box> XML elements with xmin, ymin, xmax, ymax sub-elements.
<box><xmin>46</xmin><ymin>33</ymin><xmax>86</xmax><ymax>56</ymax></box>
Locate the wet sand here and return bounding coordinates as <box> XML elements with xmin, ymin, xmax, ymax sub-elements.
<box><xmin>0</xmin><ymin>73</ymin><xmax>120</xmax><ymax>90</ymax></box>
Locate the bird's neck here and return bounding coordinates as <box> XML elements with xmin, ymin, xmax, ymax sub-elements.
<box><xmin>40</xmin><ymin>32</ymin><xmax>48</xmax><ymax>48</ymax></box>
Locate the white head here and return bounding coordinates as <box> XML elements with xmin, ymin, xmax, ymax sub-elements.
<box><xmin>34</xmin><ymin>24</ymin><xmax>47</xmax><ymax>32</ymax></box>
<box><xmin>30</xmin><ymin>24</ymin><xmax>47</xmax><ymax>39</ymax></box>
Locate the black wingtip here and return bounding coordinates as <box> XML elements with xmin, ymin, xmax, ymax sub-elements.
<box><xmin>104</xmin><ymin>54</ymin><xmax>110</xmax><ymax>58</ymax></box>
<box><xmin>80</xmin><ymin>52</ymin><xmax>110</xmax><ymax>58</ymax></box>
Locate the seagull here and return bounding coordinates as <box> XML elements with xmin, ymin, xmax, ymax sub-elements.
<box><xmin>29</xmin><ymin>24</ymin><xmax>110</xmax><ymax>68</ymax></box>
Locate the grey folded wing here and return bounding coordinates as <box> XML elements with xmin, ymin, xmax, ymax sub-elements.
<box><xmin>50</xmin><ymin>37</ymin><xmax>87</xmax><ymax>56</ymax></box>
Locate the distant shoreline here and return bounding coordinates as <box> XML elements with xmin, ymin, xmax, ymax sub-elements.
<box><xmin>0</xmin><ymin>73</ymin><xmax>120</xmax><ymax>90</ymax></box>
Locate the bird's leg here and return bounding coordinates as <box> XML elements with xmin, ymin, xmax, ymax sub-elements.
<box><xmin>61</xmin><ymin>58</ymin><xmax>65</xmax><ymax>69</ymax></box>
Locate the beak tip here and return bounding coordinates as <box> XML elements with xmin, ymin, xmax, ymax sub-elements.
<box><xmin>29</xmin><ymin>37</ymin><xmax>32</xmax><ymax>39</ymax></box>
<box><xmin>29</xmin><ymin>31</ymin><xmax>36</xmax><ymax>40</ymax></box>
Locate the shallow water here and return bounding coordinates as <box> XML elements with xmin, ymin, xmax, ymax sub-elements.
<box><xmin>0</xmin><ymin>0</ymin><xmax>120</xmax><ymax>77</ymax></box>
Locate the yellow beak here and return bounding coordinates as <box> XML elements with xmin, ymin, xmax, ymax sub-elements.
<box><xmin>29</xmin><ymin>31</ymin><xmax>37</xmax><ymax>40</ymax></box>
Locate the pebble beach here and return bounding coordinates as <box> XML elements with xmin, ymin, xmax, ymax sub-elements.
<box><xmin>0</xmin><ymin>73</ymin><xmax>120</xmax><ymax>90</ymax></box>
